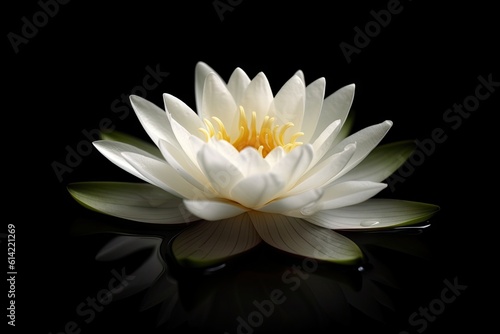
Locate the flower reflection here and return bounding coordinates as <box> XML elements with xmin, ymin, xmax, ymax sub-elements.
<box><xmin>73</xmin><ymin>218</ymin><xmax>433</xmax><ymax>333</ymax></box>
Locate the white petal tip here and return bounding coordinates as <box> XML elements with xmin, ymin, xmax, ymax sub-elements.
<box><xmin>129</xmin><ymin>94</ymin><xmax>142</xmax><ymax>103</ymax></box>
<box><xmin>254</xmin><ymin>72</ymin><xmax>267</xmax><ymax>79</ymax></box>
<box><xmin>196</xmin><ymin>61</ymin><xmax>210</xmax><ymax>69</ymax></box>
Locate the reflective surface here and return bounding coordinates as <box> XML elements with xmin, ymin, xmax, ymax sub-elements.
<box><xmin>38</xmin><ymin>214</ymin><xmax>480</xmax><ymax>334</ymax></box>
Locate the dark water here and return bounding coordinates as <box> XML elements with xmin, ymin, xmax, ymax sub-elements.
<box><xmin>36</xmin><ymin>210</ymin><xmax>487</xmax><ymax>334</ymax></box>
<box><xmin>7</xmin><ymin>0</ymin><xmax>496</xmax><ymax>333</ymax></box>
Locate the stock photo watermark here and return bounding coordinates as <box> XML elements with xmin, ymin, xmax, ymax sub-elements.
<box><xmin>339</xmin><ymin>0</ymin><xmax>412</xmax><ymax>64</ymax></box>
<box><xmin>48</xmin><ymin>267</ymin><xmax>135</xmax><ymax>334</ymax></box>
<box><xmin>387</xmin><ymin>72</ymin><xmax>498</xmax><ymax>191</ymax></box>
<box><xmin>213</xmin><ymin>0</ymin><xmax>244</xmax><ymax>21</ymax></box>
<box><xmin>399</xmin><ymin>276</ymin><xmax>467</xmax><ymax>334</ymax></box>
<box><xmin>51</xmin><ymin>64</ymin><xmax>169</xmax><ymax>183</ymax></box>
<box><xmin>7</xmin><ymin>0</ymin><xmax>71</xmax><ymax>54</ymax></box>
<box><xmin>4</xmin><ymin>225</ymin><xmax>16</xmax><ymax>327</ymax></box>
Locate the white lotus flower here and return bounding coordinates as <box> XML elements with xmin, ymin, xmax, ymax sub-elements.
<box><xmin>68</xmin><ymin>62</ymin><xmax>439</xmax><ymax>267</ymax></box>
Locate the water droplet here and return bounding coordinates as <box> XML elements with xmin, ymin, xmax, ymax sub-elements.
<box><xmin>360</xmin><ymin>220</ymin><xmax>380</xmax><ymax>227</ymax></box>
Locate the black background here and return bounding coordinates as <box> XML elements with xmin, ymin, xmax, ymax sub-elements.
<box><xmin>4</xmin><ymin>0</ymin><xmax>498</xmax><ymax>333</ymax></box>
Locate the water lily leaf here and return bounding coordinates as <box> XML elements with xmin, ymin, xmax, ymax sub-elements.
<box><xmin>305</xmin><ymin>199</ymin><xmax>439</xmax><ymax>230</ymax></box>
<box><xmin>68</xmin><ymin>182</ymin><xmax>197</xmax><ymax>224</ymax></box>
<box><xmin>334</xmin><ymin>140</ymin><xmax>416</xmax><ymax>183</ymax></box>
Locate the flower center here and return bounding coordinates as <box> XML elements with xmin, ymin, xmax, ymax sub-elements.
<box><xmin>199</xmin><ymin>106</ymin><xmax>304</xmax><ymax>157</ymax></box>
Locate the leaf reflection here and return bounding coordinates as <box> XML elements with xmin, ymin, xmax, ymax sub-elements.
<box><xmin>71</xmin><ymin>218</ymin><xmax>434</xmax><ymax>333</ymax></box>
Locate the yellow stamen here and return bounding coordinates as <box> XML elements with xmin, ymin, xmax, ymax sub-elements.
<box><xmin>199</xmin><ymin>128</ymin><xmax>211</xmax><ymax>141</ymax></box>
<box><xmin>203</xmin><ymin>118</ymin><xmax>215</xmax><ymax>137</ymax></box>
<box><xmin>211</xmin><ymin>117</ymin><xmax>230</xmax><ymax>141</ymax></box>
<box><xmin>290</xmin><ymin>132</ymin><xmax>304</xmax><ymax>144</ymax></box>
<box><xmin>199</xmin><ymin>106</ymin><xmax>304</xmax><ymax>157</ymax></box>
